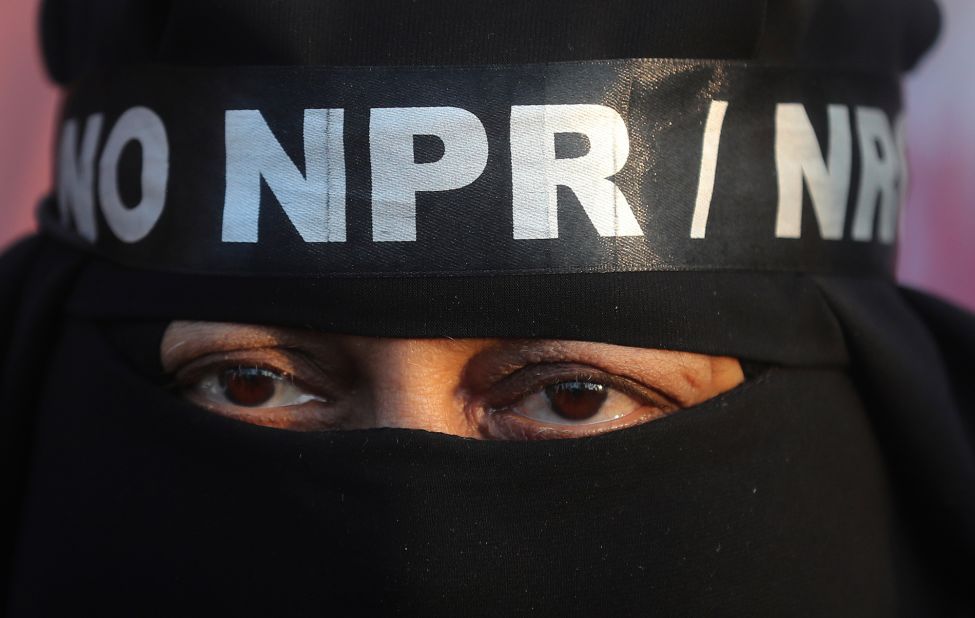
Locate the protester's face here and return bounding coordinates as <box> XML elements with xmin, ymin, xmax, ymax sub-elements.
<box><xmin>161</xmin><ymin>321</ymin><xmax>744</xmax><ymax>440</ymax></box>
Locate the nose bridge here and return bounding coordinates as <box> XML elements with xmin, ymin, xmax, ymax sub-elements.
<box><xmin>365</xmin><ymin>340</ymin><xmax>470</xmax><ymax>435</ymax></box>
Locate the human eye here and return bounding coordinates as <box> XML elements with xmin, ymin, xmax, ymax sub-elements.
<box><xmin>193</xmin><ymin>365</ymin><xmax>325</xmax><ymax>408</ymax></box>
<box><xmin>478</xmin><ymin>364</ymin><xmax>681</xmax><ymax>440</ymax></box>
<box><xmin>171</xmin><ymin>351</ymin><xmax>342</xmax><ymax>430</ymax></box>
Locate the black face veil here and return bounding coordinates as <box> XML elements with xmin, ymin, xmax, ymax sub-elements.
<box><xmin>2</xmin><ymin>0</ymin><xmax>974</xmax><ymax>615</ymax></box>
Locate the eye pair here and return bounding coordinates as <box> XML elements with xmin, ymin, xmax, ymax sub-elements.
<box><xmin>177</xmin><ymin>361</ymin><xmax>674</xmax><ymax>439</ymax></box>
<box><xmin>161</xmin><ymin>322</ymin><xmax>745</xmax><ymax>440</ymax></box>
<box><xmin>213</xmin><ymin>365</ymin><xmax>618</xmax><ymax>423</ymax></box>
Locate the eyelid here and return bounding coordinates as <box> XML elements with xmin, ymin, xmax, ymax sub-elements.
<box><xmin>482</xmin><ymin>362</ymin><xmax>679</xmax><ymax>412</ymax></box>
<box><xmin>169</xmin><ymin>347</ymin><xmax>342</xmax><ymax>401</ymax></box>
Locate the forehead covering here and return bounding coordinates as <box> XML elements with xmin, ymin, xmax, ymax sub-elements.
<box><xmin>34</xmin><ymin>0</ymin><xmax>943</xmax><ymax>356</ymax></box>
<box><xmin>40</xmin><ymin>0</ymin><xmax>939</xmax><ymax>76</ymax></box>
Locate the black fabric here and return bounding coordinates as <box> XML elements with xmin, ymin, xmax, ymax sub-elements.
<box><xmin>2</xmin><ymin>243</ymin><xmax>973</xmax><ymax>615</ymax></box>
<box><xmin>814</xmin><ymin>279</ymin><xmax>975</xmax><ymax>613</ymax></box>
<box><xmin>0</xmin><ymin>237</ymin><xmax>90</xmax><ymax>607</ymax></box>
<box><xmin>4</xmin><ymin>0</ymin><xmax>974</xmax><ymax>616</ymax></box>
<box><xmin>40</xmin><ymin>0</ymin><xmax>940</xmax><ymax>84</ymax></box>
<box><xmin>0</xmin><ymin>319</ymin><xmax>930</xmax><ymax>615</ymax></box>
<box><xmin>47</xmin><ymin>60</ymin><xmax>901</xmax><ymax>277</ymax></box>
<box><xmin>0</xmin><ymin>238</ymin><xmax>42</xmax><ymax>383</ymax></box>
<box><xmin>66</xmin><ymin>259</ymin><xmax>852</xmax><ymax>366</ymax></box>
<box><xmin>902</xmin><ymin>287</ymin><xmax>975</xmax><ymax>441</ymax></box>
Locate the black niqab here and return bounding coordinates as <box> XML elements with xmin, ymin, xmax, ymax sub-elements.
<box><xmin>3</xmin><ymin>1</ymin><xmax>974</xmax><ymax>615</ymax></box>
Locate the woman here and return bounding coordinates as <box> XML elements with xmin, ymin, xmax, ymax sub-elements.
<box><xmin>2</xmin><ymin>0</ymin><xmax>973</xmax><ymax>615</ymax></box>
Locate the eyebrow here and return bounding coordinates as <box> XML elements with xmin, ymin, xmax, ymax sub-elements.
<box><xmin>161</xmin><ymin>321</ymin><xmax>346</xmax><ymax>370</ymax></box>
<box><xmin>461</xmin><ymin>338</ymin><xmax>709</xmax><ymax>404</ymax></box>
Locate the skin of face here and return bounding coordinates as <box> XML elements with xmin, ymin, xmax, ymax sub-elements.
<box><xmin>161</xmin><ymin>321</ymin><xmax>744</xmax><ymax>440</ymax></box>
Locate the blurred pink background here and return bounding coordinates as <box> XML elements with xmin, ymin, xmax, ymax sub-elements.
<box><xmin>0</xmin><ymin>1</ymin><xmax>58</xmax><ymax>253</ymax></box>
<box><xmin>1</xmin><ymin>2</ymin><xmax>972</xmax><ymax>310</ymax></box>
<box><xmin>898</xmin><ymin>0</ymin><xmax>975</xmax><ymax>310</ymax></box>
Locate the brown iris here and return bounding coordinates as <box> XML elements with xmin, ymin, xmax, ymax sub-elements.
<box><xmin>219</xmin><ymin>368</ymin><xmax>277</xmax><ymax>407</ymax></box>
<box><xmin>543</xmin><ymin>382</ymin><xmax>608</xmax><ymax>421</ymax></box>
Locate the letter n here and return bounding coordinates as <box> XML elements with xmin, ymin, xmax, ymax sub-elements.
<box><xmin>223</xmin><ymin>109</ymin><xmax>346</xmax><ymax>242</ymax></box>
<box><xmin>774</xmin><ymin>104</ymin><xmax>852</xmax><ymax>240</ymax></box>
<box><xmin>57</xmin><ymin>114</ymin><xmax>104</xmax><ymax>242</ymax></box>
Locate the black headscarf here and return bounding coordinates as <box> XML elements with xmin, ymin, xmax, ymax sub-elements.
<box><xmin>3</xmin><ymin>0</ymin><xmax>974</xmax><ymax>615</ymax></box>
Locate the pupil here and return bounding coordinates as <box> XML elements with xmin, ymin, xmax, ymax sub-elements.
<box><xmin>220</xmin><ymin>368</ymin><xmax>277</xmax><ymax>407</ymax></box>
<box><xmin>544</xmin><ymin>382</ymin><xmax>608</xmax><ymax>421</ymax></box>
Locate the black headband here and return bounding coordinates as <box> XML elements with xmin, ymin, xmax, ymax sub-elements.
<box><xmin>44</xmin><ymin>59</ymin><xmax>904</xmax><ymax>278</ymax></box>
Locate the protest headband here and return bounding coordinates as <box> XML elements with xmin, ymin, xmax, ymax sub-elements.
<box><xmin>41</xmin><ymin>58</ymin><xmax>905</xmax><ymax>277</ymax></box>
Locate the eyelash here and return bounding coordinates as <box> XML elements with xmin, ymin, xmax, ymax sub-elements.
<box><xmin>171</xmin><ymin>352</ymin><xmax>337</xmax><ymax>410</ymax></box>
<box><xmin>170</xmin><ymin>354</ymin><xmax>677</xmax><ymax>438</ymax></box>
<box><xmin>452</xmin><ymin>362</ymin><xmax>677</xmax><ymax>439</ymax></box>
<box><xmin>482</xmin><ymin>363</ymin><xmax>674</xmax><ymax>413</ymax></box>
